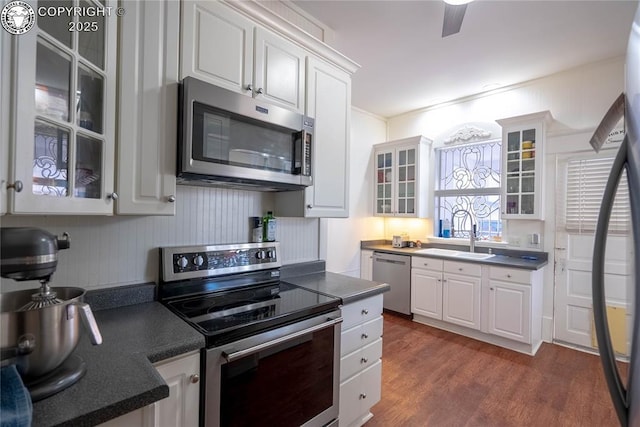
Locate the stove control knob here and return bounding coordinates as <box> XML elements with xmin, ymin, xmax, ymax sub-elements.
<box><xmin>176</xmin><ymin>256</ymin><xmax>189</xmax><ymax>269</ymax></box>
<box><xmin>193</xmin><ymin>255</ymin><xmax>204</xmax><ymax>267</ymax></box>
<box><xmin>266</xmin><ymin>250</ymin><xmax>275</xmax><ymax>259</ymax></box>
<box><xmin>256</xmin><ymin>250</ymin><xmax>266</xmax><ymax>260</ymax></box>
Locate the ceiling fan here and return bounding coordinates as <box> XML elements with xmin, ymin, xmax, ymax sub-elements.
<box><xmin>442</xmin><ymin>0</ymin><xmax>474</xmax><ymax>37</ymax></box>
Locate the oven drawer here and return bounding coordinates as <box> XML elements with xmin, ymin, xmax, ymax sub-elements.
<box><xmin>340</xmin><ymin>338</ymin><xmax>382</xmax><ymax>382</ymax></box>
<box><xmin>341</xmin><ymin>315</ymin><xmax>383</xmax><ymax>357</ymax></box>
<box><xmin>341</xmin><ymin>294</ymin><xmax>383</xmax><ymax>330</ymax></box>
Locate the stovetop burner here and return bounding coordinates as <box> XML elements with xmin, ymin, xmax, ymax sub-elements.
<box><xmin>159</xmin><ymin>243</ymin><xmax>340</xmax><ymax>348</ymax></box>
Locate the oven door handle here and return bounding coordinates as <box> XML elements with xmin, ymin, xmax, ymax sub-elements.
<box><xmin>221</xmin><ymin>316</ymin><xmax>343</xmax><ymax>363</ymax></box>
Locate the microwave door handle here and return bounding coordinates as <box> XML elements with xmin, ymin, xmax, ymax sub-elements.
<box><xmin>592</xmin><ymin>135</ymin><xmax>628</xmax><ymax>426</ymax></box>
<box><xmin>221</xmin><ymin>316</ymin><xmax>342</xmax><ymax>363</ymax></box>
<box><xmin>292</xmin><ymin>130</ymin><xmax>303</xmax><ymax>175</ymax></box>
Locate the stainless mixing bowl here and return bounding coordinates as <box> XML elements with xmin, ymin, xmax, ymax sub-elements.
<box><xmin>0</xmin><ymin>287</ymin><xmax>102</xmax><ymax>378</ymax></box>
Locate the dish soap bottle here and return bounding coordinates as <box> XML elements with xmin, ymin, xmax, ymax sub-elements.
<box><xmin>442</xmin><ymin>218</ymin><xmax>451</xmax><ymax>238</ymax></box>
<box><xmin>263</xmin><ymin>211</ymin><xmax>277</xmax><ymax>242</ymax></box>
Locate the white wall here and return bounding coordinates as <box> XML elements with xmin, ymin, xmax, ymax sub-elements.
<box><xmin>386</xmin><ymin>56</ymin><xmax>626</xmax><ymax>342</ymax></box>
<box><xmin>1</xmin><ymin>185</ymin><xmax>319</xmax><ymax>292</ymax></box>
<box><xmin>324</xmin><ymin>108</ymin><xmax>387</xmax><ymax>276</ymax></box>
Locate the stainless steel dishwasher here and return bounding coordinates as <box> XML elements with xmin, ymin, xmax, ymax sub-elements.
<box><xmin>372</xmin><ymin>252</ymin><xmax>411</xmax><ymax>315</ymax></box>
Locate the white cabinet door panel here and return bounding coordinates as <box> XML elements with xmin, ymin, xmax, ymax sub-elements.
<box><xmin>411</xmin><ymin>268</ymin><xmax>443</xmax><ymax>320</ymax></box>
<box><xmin>489</xmin><ymin>280</ymin><xmax>531</xmax><ymax>343</ymax></box>
<box><xmin>443</xmin><ymin>273</ymin><xmax>481</xmax><ymax>330</ymax></box>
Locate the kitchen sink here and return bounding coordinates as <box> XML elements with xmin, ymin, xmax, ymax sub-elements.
<box><xmin>413</xmin><ymin>248</ymin><xmax>461</xmax><ymax>257</ymax></box>
<box><xmin>413</xmin><ymin>248</ymin><xmax>495</xmax><ymax>260</ymax></box>
<box><xmin>453</xmin><ymin>252</ymin><xmax>495</xmax><ymax>260</ymax></box>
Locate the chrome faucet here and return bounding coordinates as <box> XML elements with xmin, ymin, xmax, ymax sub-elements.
<box><xmin>451</xmin><ymin>209</ymin><xmax>476</xmax><ymax>253</ymax></box>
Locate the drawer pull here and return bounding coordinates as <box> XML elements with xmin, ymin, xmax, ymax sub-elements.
<box><xmin>458</xmin><ymin>268</ymin><xmax>463</xmax><ymax>271</ymax></box>
<box><xmin>361</xmin><ymin>333</ymin><xmax>369</xmax><ymax>339</ymax></box>
<box><xmin>361</xmin><ymin>357</ymin><xmax>368</xmax><ymax>364</ymax></box>
<box><xmin>190</xmin><ymin>374</ymin><xmax>200</xmax><ymax>384</ymax></box>
<box><xmin>359</xmin><ymin>393</ymin><xmax>367</xmax><ymax>400</ymax></box>
<box><xmin>507</xmin><ymin>274</ymin><xmax>512</xmax><ymax>278</ymax></box>
<box><xmin>361</xmin><ymin>309</ymin><xmax>369</xmax><ymax>315</ymax></box>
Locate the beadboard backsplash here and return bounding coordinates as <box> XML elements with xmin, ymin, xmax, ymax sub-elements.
<box><xmin>0</xmin><ymin>186</ymin><xmax>319</xmax><ymax>292</ymax></box>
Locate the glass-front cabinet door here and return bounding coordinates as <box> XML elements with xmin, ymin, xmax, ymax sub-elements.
<box><xmin>373</xmin><ymin>136</ymin><xmax>431</xmax><ymax>218</ymax></box>
<box><xmin>375</xmin><ymin>149</ymin><xmax>393</xmax><ymax>214</ymax></box>
<box><xmin>498</xmin><ymin>111</ymin><xmax>550</xmax><ymax>220</ymax></box>
<box><xmin>395</xmin><ymin>146</ymin><xmax>416</xmax><ymax>215</ymax></box>
<box><xmin>11</xmin><ymin>0</ymin><xmax>116</xmax><ymax>214</ymax></box>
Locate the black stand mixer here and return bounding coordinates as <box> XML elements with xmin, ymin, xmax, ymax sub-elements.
<box><xmin>0</xmin><ymin>227</ymin><xmax>103</xmax><ymax>401</ymax></box>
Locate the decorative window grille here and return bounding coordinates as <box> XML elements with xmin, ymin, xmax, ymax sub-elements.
<box><xmin>565</xmin><ymin>157</ymin><xmax>630</xmax><ymax>233</ymax></box>
<box><xmin>435</xmin><ymin>141</ymin><xmax>502</xmax><ymax>239</ymax></box>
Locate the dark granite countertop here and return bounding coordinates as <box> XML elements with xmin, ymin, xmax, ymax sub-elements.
<box><xmin>31</xmin><ymin>301</ymin><xmax>205</xmax><ymax>427</ymax></box>
<box><xmin>361</xmin><ymin>242</ymin><xmax>548</xmax><ymax>270</ymax></box>
<box><xmin>283</xmin><ymin>263</ymin><xmax>389</xmax><ymax>304</ymax></box>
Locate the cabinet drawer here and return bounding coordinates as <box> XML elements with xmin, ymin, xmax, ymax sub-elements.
<box><xmin>411</xmin><ymin>256</ymin><xmax>443</xmax><ymax>271</ymax></box>
<box><xmin>339</xmin><ymin>360</ymin><xmax>382</xmax><ymax>427</ymax></box>
<box><xmin>444</xmin><ymin>260</ymin><xmax>481</xmax><ymax>277</ymax></box>
<box><xmin>340</xmin><ymin>338</ymin><xmax>382</xmax><ymax>382</ymax></box>
<box><xmin>341</xmin><ymin>316</ymin><xmax>383</xmax><ymax>356</ymax></box>
<box><xmin>342</xmin><ymin>294</ymin><xmax>383</xmax><ymax>330</ymax></box>
<box><xmin>490</xmin><ymin>266</ymin><xmax>531</xmax><ymax>284</ymax></box>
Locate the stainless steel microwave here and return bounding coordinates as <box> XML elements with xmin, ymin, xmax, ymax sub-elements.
<box><xmin>178</xmin><ymin>77</ymin><xmax>314</xmax><ymax>191</ymax></box>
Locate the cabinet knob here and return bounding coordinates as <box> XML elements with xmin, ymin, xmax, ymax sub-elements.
<box><xmin>361</xmin><ymin>333</ymin><xmax>368</xmax><ymax>340</ymax></box>
<box><xmin>306</xmin><ymin>204</ymin><xmax>313</xmax><ymax>209</ymax></box>
<box><xmin>190</xmin><ymin>374</ymin><xmax>200</xmax><ymax>384</ymax></box>
<box><xmin>458</xmin><ymin>268</ymin><xmax>463</xmax><ymax>271</ymax></box>
<box><xmin>437</xmin><ymin>278</ymin><xmax>442</xmax><ymax>282</ymax></box>
<box><xmin>359</xmin><ymin>393</ymin><xmax>367</xmax><ymax>400</ymax></box>
<box><xmin>7</xmin><ymin>180</ymin><xmax>23</xmax><ymax>192</ymax></box>
<box><xmin>245</xmin><ymin>84</ymin><xmax>253</xmax><ymax>92</ymax></box>
<box><xmin>256</xmin><ymin>87</ymin><xmax>264</xmax><ymax>95</ymax></box>
<box><xmin>490</xmin><ymin>287</ymin><xmax>495</xmax><ymax>291</ymax></box>
<box><xmin>108</xmin><ymin>192</ymin><xmax>118</xmax><ymax>200</ymax></box>
<box><xmin>361</xmin><ymin>309</ymin><xmax>369</xmax><ymax>315</ymax></box>
<box><xmin>506</xmin><ymin>274</ymin><xmax>512</xmax><ymax>278</ymax></box>
<box><xmin>361</xmin><ymin>357</ymin><xmax>368</xmax><ymax>364</ymax></box>
<box><xmin>167</xmin><ymin>195</ymin><xmax>176</xmax><ymax>203</ymax></box>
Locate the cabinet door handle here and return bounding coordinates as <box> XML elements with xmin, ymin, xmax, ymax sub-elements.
<box><xmin>359</xmin><ymin>393</ymin><xmax>367</xmax><ymax>400</ymax></box>
<box><xmin>507</xmin><ymin>274</ymin><xmax>512</xmax><ymax>278</ymax></box>
<box><xmin>361</xmin><ymin>333</ymin><xmax>369</xmax><ymax>339</ymax></box>
<box><xmin>361</xmin><ymin>357</ymin><xmax>368</xmax><ymax>364</ymax></box>
<box><xmin>7</xmin><ymin>180</ymin><xmax>23</xmax><ymax>192</ymax></box>
<box><xmin>190</xmin><ymin>374</ymin><xmax>200</xmax><ymax>384</ymax></box>
<box><xmin>107</xmin><ymin>192</ymin><xmax>118</xmax><ymax>201</ymax></box>
<box><xmin>361</xmin><ymin>309</ymin><xmax>369</xmax><ymax>315</ymax></box>
<box><xmin>167</xmin><ymin>195</ymin><xmax>176</xmax><ymax>203</ymax></box>
<box><xmin>490</xmin><ymin>287</ymin><xmax>495</xmax><ymax>291</ymax></box>
<box><xmin>458</xmin><ymin>268</ymin><xmax>463</xmax><ymax>271</ymax></box>
<box><xmin>437</xmin><ymin>278</ymin><xmax>442</xmax><ymax>282</ymax></box>
<box><xmin>306</xmin><ymin>204</ymin><xmax>313</xmax><ymax>209</ymax></box>
<box><xmin>245</xmin><ymin>84</ymin><xmax>253</xmax><ymax>92</ymax></box>
<box><xmin>256</xmin><ymin>87</ymin><xmax>264</xmax><ymax>95</ymax></box>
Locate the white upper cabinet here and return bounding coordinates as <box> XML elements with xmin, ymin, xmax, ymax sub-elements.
<box><xmin>180</xmin><ymin>0</ymin><xmax>254</xmax><ymax>95</ymax></box>
<box><xmin>372</xmin><ymin>136</ymin><xmax>432</xmax><ymax>217</ymax></box>
<box><xmin>181</xmin><ymin>1</ymin><xmax>305</xmax><ymax>113</ymax></box>
<box><xmin>254</xmin><ymin>28</ymin><xmax>306</xmax><ymax>113</ymax></box>
<box><xmin>116</xmin><ymin>0</ymin><xmax>178</xmax><ymax>215</ymax></box>
<box><xmin>274</xmin><ymin>54</ymin><xmax>351</xmax><ymax>217</ymax></box>
<box><xmin>9</xmin><ymin>0</ymin><xmax>117</xmax><ymax>214</ymax></box>
<box><xmin>496</xmin><ymin>111</ymin><xmax>552</xmax><ymax>220</ymax></box>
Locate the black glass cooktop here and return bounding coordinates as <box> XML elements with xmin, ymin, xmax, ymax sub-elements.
<box><xmin>164</xmin><ymin>281</ymin><xmax>340</xmax><ymax>347</ymax></box>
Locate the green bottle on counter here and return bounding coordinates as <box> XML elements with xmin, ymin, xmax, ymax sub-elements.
<box><xmin>263</xmin><ymin>211</ymin><xmax>277</xmax><ymax>242</ymax></box>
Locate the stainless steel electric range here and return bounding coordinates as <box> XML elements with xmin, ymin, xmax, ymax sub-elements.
<box><xmin>159</xmin><ymin>242</ymin><xmax>342</xmax><ymax>427</ymax></box>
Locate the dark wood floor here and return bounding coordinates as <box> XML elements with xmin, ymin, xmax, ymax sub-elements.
<box><xmin>366</xmin><ymin>313</ymin><xmax>628</xmax><ymax>427</ymax></box>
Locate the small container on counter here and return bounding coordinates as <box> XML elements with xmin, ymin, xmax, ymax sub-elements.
<box><xmin>251</xmin><ymin>217</ymin><xmax>263</xmax><ymax>243</ymax></box>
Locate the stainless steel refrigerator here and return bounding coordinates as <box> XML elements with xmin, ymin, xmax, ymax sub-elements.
<box><xmin>592</xmin><ymin>3</ymin><xmax>640</xmax><ymax>425</ymax></box>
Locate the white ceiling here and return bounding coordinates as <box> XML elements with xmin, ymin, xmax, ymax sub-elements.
<box><xmin>292</xmin><ymin>0</ymin><xmax>639</xmax><ymax>118</ymax></box>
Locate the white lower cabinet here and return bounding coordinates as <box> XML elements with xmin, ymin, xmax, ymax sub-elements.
<box><xmin>411</xmin><ymin>256</ymin><xmax>543</xmax><ymax>355</ymax></box>
<box><xmin>339</xmin><ymin>294</ymin><xmax>383</xmax><ymax>427</ymax></box>
<box><xmin>442</xmin><ymin>260</ymin><xmax>482</xmax><ymax>330</ymax></box>
<box><xmin>411</xmin><ymin>257</ymin><xmax>444</xmax><ymax>320</ymax></box>
<box><xmin>98</xmin><ymin>351</ymin><xmax>201</xmax><ymax>427</ymax></box>
<box><xmin>360</xmin><ymin>250</ymin><xmax>374</xmax><ymax>281</ymax></box>
<box><xmin>488</xmin><ymin>267</ymin><xmax>534</xmax><ymax>344</ymax></box>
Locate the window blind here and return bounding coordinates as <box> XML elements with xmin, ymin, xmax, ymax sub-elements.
<box><xmin>565</xmin><ymin>157</ymin><xmax>630</xmax><ymax>233</ymax></box>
